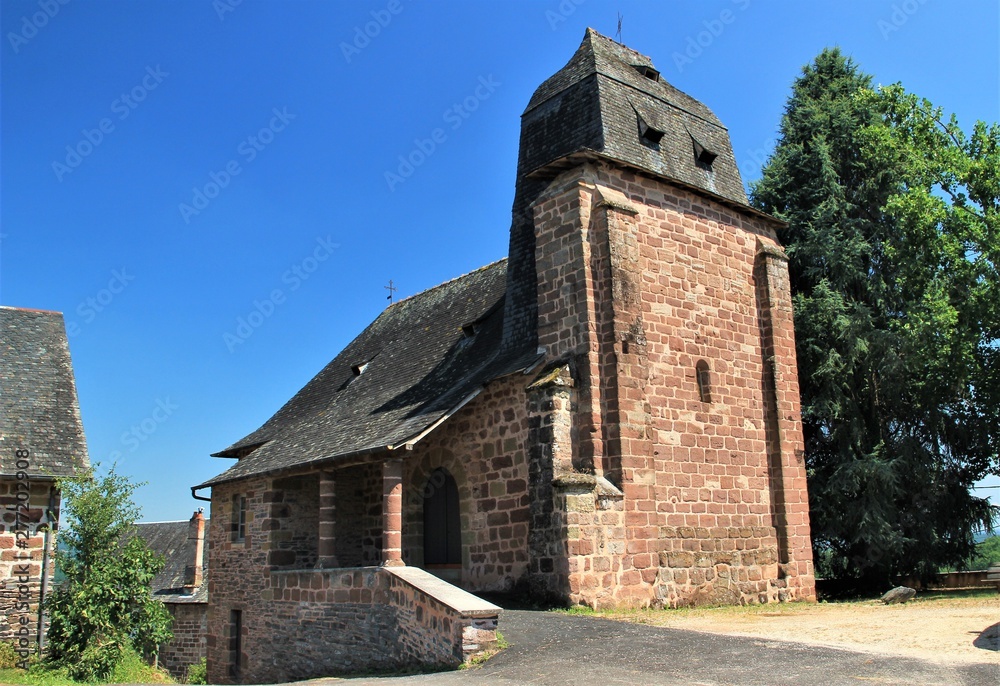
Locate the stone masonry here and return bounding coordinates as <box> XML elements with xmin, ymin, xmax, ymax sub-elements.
<box><xmin>0</xmin><ymin>478</ymin><xmax>58</xmax><ymax>658</ymax></box>
<box><xmin>160</xmin><ymin>603</ymin><xmax>208</xmax><ymax>677</ymax></box>
<box><xmin>525</xmin><ymin>162</ymin><xmax>814</xmax><ymax>607</ymax></box>
<box><xmin>205</xmin><ymin>477</ymin><xmax>500</xmax><ymax>684</ymax></box>
<box><xmin>402</xmin><ymin>374</ymin><xmax>531</xmax><ymax>591</ymax></box>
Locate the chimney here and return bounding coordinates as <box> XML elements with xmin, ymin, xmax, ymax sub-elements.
<box><xmin>183</xmin><ymin>508</ymin><xmax>206</xmax><ymax>592</ymax></box>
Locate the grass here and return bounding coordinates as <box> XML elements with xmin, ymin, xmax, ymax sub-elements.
<box><xmin>460</xmin><ymin>631</ymin><xmax>510</xmax><ymax>670</ymax></box>
<box><xmin>0</xmin><ymin>648</ymin><xmax>174</xmax><ymax>686</ymax></box>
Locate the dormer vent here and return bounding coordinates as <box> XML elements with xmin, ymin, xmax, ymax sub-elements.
<box><xmin>631</xmin><ymin>101</ymin><xmax>666</xmax><ymax>146</ymax></box>
<box><xmin>639</xmin><ymin>116</ymin><xmax>664</xmax><ymax>145</ymax></box>
<box><xmin>351</xmin><ymin>362</ymin><xmax>369</xmax><ymax>376</ymax></box>
<box><xmin>693</xmin><ymin>138</ymin><xmax>717</xmax><ymax>169</ymax></box>
<box><xmin>634</xmin><ymin>64</ymin><xmax>660</xmax><ymax>82</ymax></box>
<box><xmin>461</xmin><ymin>323</ymin><xmax>478</xmax><ymax>339</ymax></box>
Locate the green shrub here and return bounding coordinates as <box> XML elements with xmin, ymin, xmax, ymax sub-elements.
<box><xmin>107</xmin><ymin>645</ymin><xmax>172</xmax><ymax>684</ymax></box>
<box><xmin>965</xmin><ymin>536</ymin><xmax>1000</xmax><ymax>571</ymax></box>
<box><xmin>186</xmin><ymin>657</ymin><xmax>207</xmax><ymax>684</ymax></box>
<box><xmin>0</xmin><ymin>641</ymin><xmax>20</xmax><ymax>669</ymax></box>
<box><xmin>45</xmin><ymin>467</ymin><xmax>172</xmax><ymax>682</ymax></box>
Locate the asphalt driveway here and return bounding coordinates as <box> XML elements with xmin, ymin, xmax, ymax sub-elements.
<box><xmin>310</xmin><ymin>609</ymin><xmax>998</xmax><ymax>686</ymax></box>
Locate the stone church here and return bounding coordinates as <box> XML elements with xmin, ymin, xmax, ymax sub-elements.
<box><xmin>195</xmin><ymin>28</ymin><xmax>816</xmax><ymax>683</ymax></box>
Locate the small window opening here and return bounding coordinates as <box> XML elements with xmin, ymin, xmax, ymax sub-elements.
<box><xmin>693</xmin><ymin>139</ymin><xmax>717</xmax><ymax>170</ymax></box>
<box><xmin>639</xmin><ymin>116</ymin><xmax>664</xmax><ymax>145</ymax></box>
<box><xmin>635</xmin><ymin>65</ymin><xmax>660</xmax><ymax>82</ymax></box>
<box><xmin>229</xmin><ymin>609</ymin><xmax>243</xmax><ymax>678</ymax></box>
<box><xmin>232</xmin><ymin>495</ymin><xmax>247</xmax><ymax>542</ymax></box>
<box><xmin>461</xmin><ymin>323</ymin><xmax>478</xmax><ymax>339</ymax></box>
<box><xmin>696</xmin><ymin>360</ymin><xmax>712</xmax><ymax>404</ymax></box>
<box><xmin>351</xmin><ymin>361</ymin><xmax>369</xmax><ymax>376</ymax></box>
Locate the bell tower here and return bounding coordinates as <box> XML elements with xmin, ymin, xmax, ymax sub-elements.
<box><xmin>517</xmin><ymin>29</ymin><xmax>816</xmax><ymax>607</ymax></box>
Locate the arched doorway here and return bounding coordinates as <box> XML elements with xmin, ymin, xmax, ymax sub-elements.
<box><xmin>422</xmin><ymin>467</ymin><xmax>461</xmax><ymax>580</ymax></box>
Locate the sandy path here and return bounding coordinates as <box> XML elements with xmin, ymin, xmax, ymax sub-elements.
<box><xmin>600</xmin><ymin>593</ymin><xmax>1000</xmax><ymax>666</ymax></box>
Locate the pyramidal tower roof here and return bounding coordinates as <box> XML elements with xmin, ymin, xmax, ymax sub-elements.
<box><xmin>519</xmin><ymin>27</ymin><xmax>747</xmax><ymax>205</ymax></box>
<box><xmin>500</xmin><ymin>28</ymin><xmax>752</xmax><ymax>360</ymax></box>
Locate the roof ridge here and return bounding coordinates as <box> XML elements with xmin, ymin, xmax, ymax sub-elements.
<box><xmin>387</xmin><ymin>257</ymin><xmax>507</xmax><ymax>309</ymax></box>
<box><xmin>137</xmin><ymin>519</ymin><xmax>209</xmax><ymax>525</ymax></box>
<box><xmin>0</xmin><ymin>305</ymin><xmax>64</xmax><ymax>315</ymax></box>
<box><xmin>584</xmin><ymin>27</ymin><xmax>652</xmax><ymax>64</ymax></box>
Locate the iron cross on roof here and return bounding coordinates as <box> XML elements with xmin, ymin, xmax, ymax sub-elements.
<box><xmin>385</xmin><ymin>280</ymin><xmax>397</xmax><ymax>303</ymax></box>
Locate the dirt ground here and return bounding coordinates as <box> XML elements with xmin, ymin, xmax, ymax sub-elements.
<box><xmin>589</xmin><ymin>589</ymin><xmax>1000</xmax><ymax>666</ymax></box>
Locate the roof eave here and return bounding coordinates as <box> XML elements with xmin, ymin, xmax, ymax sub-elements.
<box><xmin>193</xmin><ymin>443</ymin><xmax>395</xmax><ymax>491</ymax></box>
<box><xmin>525</xmin><ymin>149</ymin><xmax>787</xmax><ymax>228</ymax></box>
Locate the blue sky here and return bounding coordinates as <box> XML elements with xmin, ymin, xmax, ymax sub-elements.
<box><xmin>2</xmin><ymin>0</ymin><xmax>998</xmax><ymax>522</ymax></box>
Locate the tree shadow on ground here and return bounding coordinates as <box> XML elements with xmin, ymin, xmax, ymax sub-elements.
<box><xmin>973</xmin><ymin>622</ymin><xmax>999</xmax><ymax>651</ymax></box>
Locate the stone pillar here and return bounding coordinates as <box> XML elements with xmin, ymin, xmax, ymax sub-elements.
<box><xmin>755</xmin><ymin>240</ymin><xmax>816</xmax><ymax>598</ymax></box>
<box><xmin>317</xmin><ymin>471</ymin><xmax>338</xmax><ymax>568</ymax></box>
<box><xmin>381</xmin><ymin>458</ymin><xmax>404</xmax><ymax>567</ymax></box>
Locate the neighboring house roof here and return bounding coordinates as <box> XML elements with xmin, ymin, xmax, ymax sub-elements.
<box><xmin>198</xmin><ymin>259</ymin><xmax>541</xmax><ymax>488</ymax></box>
<box><xmin>0</xmin><ymin>306</ymin><xmax>90</xmax><ymax>479</ymax></box>
<box><xmin>133</xmin><ymin>520</ymin><xmax>209</xmax><ymax>604</ymax></box>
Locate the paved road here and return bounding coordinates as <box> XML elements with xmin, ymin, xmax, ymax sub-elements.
<box><xmin>312</xmin><ymin>610</ymin><xmax>998</xmax><ymax>686</ymax></box>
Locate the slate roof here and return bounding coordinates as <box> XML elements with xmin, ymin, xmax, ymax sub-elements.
<box><xmin>199</xmin><ymin>259</ymin><xmax>540</xmax><ymax>488</ymax></box>
<box><xmin>0</xmin><ymin>307</ymin><xmax>90</xmax><ymax>479</ymax></box>
<box><xmin>199</xmin><ymin>30</ymin><xmax>772</xmax><ymax>491</ymax></box>
<box><xmin>501</xmin><ymin>28</ymin><xmax>756</xmax><ymax>366</ymax></box>
<box><xmin>520</xmin><ymin>28</ymin><xmax>748</xmax><ymax>206</ymax></box>
<box><xmin>133</xmin><ymin>519</ymin><xmax>209</xmax><ymax>603</ymax></box>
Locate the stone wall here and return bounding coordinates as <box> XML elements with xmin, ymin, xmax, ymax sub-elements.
<box><xmin>206</xmin><ymin>477</ymin><xmax>271</xmax><ymax>684</ymax></box>
<box><xmin>160</xmin><ymin>602</ymin><xmax>207</xmax><ymax>679</ymax></box>
<box><xmin>269</xmin><ymin>475</ymin><xmax>319</xmax><ymax>569</ymax></box>
<box><xmin>528</xmin><ymin>161</ymin><xmax>815</xmax><ymax>607</ymax></box>
<box><xmin>207</xmin><ymin>477</ymin><xmax>501</xmax><ymax>684</ymax></box>
<box><xmin>402</xmin><ymin>374</ymin><xmax>531</xmax><ymax>592</ymax></box>
<box><xmin>333</xmin><ymin>463</ymin><xmax>382</xmax><ymax>567</ymax></box>
<box><xmin>0</xmin><ymin>478</ymin><xmax>58</xmax><ymax>658</ymax></box>
<box><xmin>257</xmin><ymin>567</ymin><xmax>497</xmax><ymax>683</ymax></box>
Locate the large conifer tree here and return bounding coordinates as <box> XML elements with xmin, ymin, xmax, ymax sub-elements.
<box><xmin>752</xmin><ymin>49</ymin><xmax>998</xmax><ymax>591</ymax></box>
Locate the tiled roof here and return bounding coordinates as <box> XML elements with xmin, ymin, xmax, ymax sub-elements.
<box><xmin>0</xmin><ymin>307</ymin><xmax>90</xmax><ymax>479</ymax></box>
<box><xmin>199</xmin><ymin>259</ymin><xmax>539</xmax><ymax>487</ymax></box>
<box><xmin>133</xmin><ymin>519</ymin><xmax>208</xmax><ymax>603</ymax></box>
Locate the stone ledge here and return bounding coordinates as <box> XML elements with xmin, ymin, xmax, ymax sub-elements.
<box><xmin>385</xmin><ymin>565</ymin><xmax>502</xmax><ymax>618</ymax></box>
<box><xmin>553</xmin><ymin>473</ymin><xmax>623</xmax><ymax>497</ymax></box>
<box><xmin>755</xmin><ymin>239</ymin><xmax>789</xmax><ymax>262</ymax></box>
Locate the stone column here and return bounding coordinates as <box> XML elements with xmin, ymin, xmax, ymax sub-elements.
<box><xmin>317</xmin><ymin>471</ymin><xmax>338</xmax><ymax>568</ymax></box>
<box><xmin>381</xmin><ymin>458</ymin><xmax>404</xmax><ymax>567</ymax></box>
